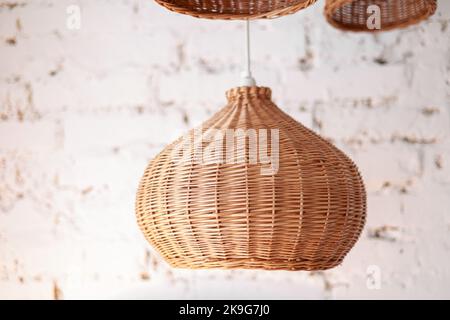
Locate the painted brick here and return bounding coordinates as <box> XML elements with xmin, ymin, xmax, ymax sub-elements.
<box><xmin>0</xmin><ymin>0</ymin><xmax>449</xmax><ymax>299</ymax></box>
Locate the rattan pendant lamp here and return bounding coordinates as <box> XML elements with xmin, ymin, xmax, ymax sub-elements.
<box><xmin>136</xmin><ymin>2</ymin><xmax>367</xmax><ymax>271</ymax></box>
<box><xmin>325</xmin><ymin>0</ymin><xmax>437</xmax><ymax>32</ymax></box>
<box><xmin>154</xmin><ymin>0</ymin><xmax>318</xmax><ymax>19</ymax></box>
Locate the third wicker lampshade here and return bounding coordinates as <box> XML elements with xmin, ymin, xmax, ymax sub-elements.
<box><xmin>325</xmin><ymin>0</ymin><xmax>437</xmax><ymax>32</ymax></box>
<box><xmin>136</xmin><ymin>86</ymin><xmax>366</xmax><ymax>271</ymax></box>
<box><xmin>154</xmin><ymin>0</ymin><xmax>318</xmax><ymax>20</ymax></box>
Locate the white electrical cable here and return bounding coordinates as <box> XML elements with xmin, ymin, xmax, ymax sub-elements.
<box><xmin>240</xmin><ymin>20</ymin><xmax>256</xmax><ymax>87</ymax></box>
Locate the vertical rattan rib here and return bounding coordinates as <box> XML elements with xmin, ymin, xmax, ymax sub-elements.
<box><xmin>154</xmin><ymin>0</ymin><xmax>318</xmax><ymax>20</ymax></box>
<box><xmin>136</xmin><ymin>87</ymin><xmax>366</xmax><ymax>270</ymax></box>
<box><xmin>325</xmin><ymin>0</ymin><xmax>437</xmax><ymax>32</ymax></box>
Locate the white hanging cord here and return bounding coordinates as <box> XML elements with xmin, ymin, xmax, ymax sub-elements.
<box><xmin>240</xmin><ymin>19</ymin><xmax>256</xmax><ymax>87</ymax></box>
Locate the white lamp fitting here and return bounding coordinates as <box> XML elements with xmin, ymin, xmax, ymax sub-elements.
<box><xmin>240</xmin><ymin>20</ymin><xmax>256</xmax><ymax>87</ymax></box>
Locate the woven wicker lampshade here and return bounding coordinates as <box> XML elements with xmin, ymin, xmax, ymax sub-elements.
<box><xmin>154</xmin><ymin>0</ymin><xmax>318</xmax><ymax>20</ymax></box>
<box><xmin>325</xmin><ymin>0</ymin><xmax>437</xmax><ymax>32</ymax></box>
<box><xmin>136</xmin><ymin>86</ymin><xmax>366</xmax><ymax>271</ymax></box>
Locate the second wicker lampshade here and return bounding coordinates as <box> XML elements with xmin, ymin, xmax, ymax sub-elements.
<box><xmin>136</xmin><ymin>86</ymin><xmax>366</xmax><ymax>271</ymax></box>
<box><xmin>325</xmin><ymin>0</ymin><xmax>437</xmax><ymax>32</ymax></box>
<box><xmin>154</xmin><ymin>0</ymin><xmax>318</xmax><ymax>20</ymax></box>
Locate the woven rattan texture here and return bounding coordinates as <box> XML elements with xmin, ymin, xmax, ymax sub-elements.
<box><xmin>136</xmin><ymin>87</ymin><xmax>366</xmax><ymax>270</ymax></box>
<box><xmin>325</xmin><ymin>0</ymin><xmax>437</xmax><ymax>32</ymax></box>
<box><xmin>154</xmin><ymin>0</ymin><xmax>318</xmax><ymax>20</ymax></box>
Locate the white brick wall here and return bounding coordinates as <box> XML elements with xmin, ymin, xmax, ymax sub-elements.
<box><xmin>0</xmin><ymin>0</ymin><xmax>449</xmax><ymax>299</ymax></box>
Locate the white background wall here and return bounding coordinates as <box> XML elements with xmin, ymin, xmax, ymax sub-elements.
<box><xmin>0</xmin><ymin>0</ymin><xmax>449</xmax><ymax>299</ymax></box>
